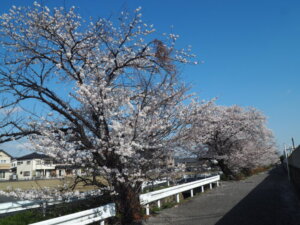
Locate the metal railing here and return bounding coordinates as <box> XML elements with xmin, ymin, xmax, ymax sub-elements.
<box><xmin>140</xmin><ymin>175</ymin><xmax>220</xmax><ymax>215</ymax></box>
<box><xmin>0</xmin><ymin>175</ymin><xmax>220</xmax><ymax>223</ymax></box>
<box><xmin>141</xmin><ymin>179</ymin><xmax>169</xmax><ymax>191</ymax></box>
<box><xmin>0</xmin><ymin>197</ymin><xmax>84</xmax><ymax>215</ymax></box>
<box><xmin>29</xmin><ymin>203</ymin><xmax>116</xmax><ymax>225</ymax></box>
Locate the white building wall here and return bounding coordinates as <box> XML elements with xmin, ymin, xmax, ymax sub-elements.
<box><xmin>0</xmin><ymin>170</ymin><xmax>11</xmax><ymax>180</ymax></box>
<box><xmin>17</xmin><ymin>158</ymin><xmax>57</xmax><ymax>180</ymax></box>
<box><xmin>13</xmin><ymin>156</ymin><xmax>81</xmax><ymax>180</ymax></box>
<box><xmin>0</xmin><ymin>154</ymin><xmax>11</xmax><ymax>164</ymax></box>
<box><xmin>0</xmin><ymin>151</ymin><xmax>12</xmax><ymax>180</ymax></box>
<box><xmin>56</xmin><ymin>169</ymin><xmax>66</xmax><ymax>177</ymax></box>
<box><xmin>17</xmin><ymin>160</ymin><xmax>34</xmax><ymax>180</ymax></box>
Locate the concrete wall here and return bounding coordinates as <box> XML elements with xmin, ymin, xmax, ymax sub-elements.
<box><xmin>289</xmin><ymin>165</ymin><xmax>300</xmax><ymax>192</ymax></box>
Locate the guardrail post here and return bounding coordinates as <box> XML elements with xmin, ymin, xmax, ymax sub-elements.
<box><xmin>146</xmin><ymin>204</ymin><xmax>150</xmax><ymax>215</ymax></box>
<box><xmin>217</xmin><ymin>181</ymin><xmax>219</xmax><ymax>187</ymax></box>
<box><xmin>139</xmin><ymin>175</ymin><xmax>220</xmax><ymax>215</ymax></box>
<box><xmin>100</xmin><ymin>220</ymin><xmax>105</xmax><ymax>225</ymax></box>
<box><xmin>176</xmin><ymin>194</ymin><xmax>180</xmax><ymax>203</ymax></box>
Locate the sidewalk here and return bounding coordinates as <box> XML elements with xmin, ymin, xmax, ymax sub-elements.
<box><xmin>143</xmin><ymin>166</ymin><xmax>300</xmax><ymax>225</ymax></box>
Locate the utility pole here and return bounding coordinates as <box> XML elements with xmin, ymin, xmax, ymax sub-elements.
<box><xmin>291</xmin><ymin>137</ymin><xmax>295</xmax><ymax>150</ymax></box>
<box><xmin>284</xmin><ymin>144</ymin><xmax>291</xmax><ymax>182</ymax></box>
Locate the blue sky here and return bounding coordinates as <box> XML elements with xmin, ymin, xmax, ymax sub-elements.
<box><xmin>0</xmin><ymin>0</ymin><xmax>300</xmax><ymax>156</ymax></box>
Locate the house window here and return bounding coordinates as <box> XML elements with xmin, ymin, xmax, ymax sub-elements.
<box><xmin>26</xmin><ymin>161</ymin><xmax>31</xmax><ymax>165</ymax></box>
<box><xmin>0</xmin><ymin>171</ymin><xmax>5</xmax><ymax>178</ymax></box>
<box><xmin>0</xmin><ymin>160</ymin><xmax>6</xmax><ymax>163</ymax></box>
<box><xmin>36</xmin><ymin>160</ymin><xmax>41</xmax><ymax>165</ymax></box>
<box><xmin>17</xmin><ymin>161</ymin><xmax>23</xmax><ymax>165</ymax></box>
<box><xmin>23</xmin><ymin>171</ymin><xmax>30</xmax><ymax>177</ymax></box>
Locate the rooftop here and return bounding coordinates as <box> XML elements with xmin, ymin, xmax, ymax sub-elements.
<box><xmin>17</xmin><ymin>152</ymin><xmax>50</xmax><ymax>160</ymax></box>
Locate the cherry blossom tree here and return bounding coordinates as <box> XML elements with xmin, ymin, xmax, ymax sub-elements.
<box><xmin>181</xmin><ymin>101</ymin><xmax>278</xmax><ymax>178</ymax></box>
<box><xmin>0</xmin><ymin>3</ymin><xmax>196</xmax><ymax>224</ymax></box>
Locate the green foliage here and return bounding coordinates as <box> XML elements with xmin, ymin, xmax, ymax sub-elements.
<box><xmin>220</xmin><ymin>174</ymin><xmax>231</xmax><ymax>181</ymax></box>
<box><xmin>142</xmin><ymin>183</ymin><xmax>170</xmax><ymax>193</ymax></box>
<box><xmin>161</xmin><ymin>201</ymin><xmax>177</xmax><ymax>209</ymax></box>
<box><xmin>0</xmin><ymin>210</ymin><xmax>48</xmax><ymax>225</ymax></box>
<box><xmin>151</xmin><ymin>205</ymin><xmax>161</xmax><ymax>214</ymax></box>
<box><xmin>0</xmin><ymin>196</ymin><xmax>108</xmax><ymax>225</ymax></box>
<box><xmin>222</xmin><ymin>165</ymin><xmax>275</xmax><ymax>181</ymax></box>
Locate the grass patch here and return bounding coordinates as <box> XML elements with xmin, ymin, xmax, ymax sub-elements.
<box><xmin>144</xmin><ymin>192</ymin><xmax>188</xmax><ymax>216</ymax></box>
<box><xmin>0</xmin><ymin>210</ymin><xmax>46</xmax><ymax>225</ymax></box>
<box><xmin>142</xmin><ymin>183</ymin><xmax>171</xmax><ymax>193</ymax></box>
<box><xmin>0</xmin><ymin>177</ymin><xmax>109</xmax><ymax>192</ymax></box>
<box><xmin>161</xmin><ymin>201</ymin><xmax>177</xmax><ymax>209</ymax></box>
<box><xmin>221</xmin><ymin>165</ymin><xmax>274</xmax><ymax>181</ymax></box>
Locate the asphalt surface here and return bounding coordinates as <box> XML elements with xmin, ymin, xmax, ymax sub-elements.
<box><xmin>143</xmin><ymin>165</ymin><xmax>300</xmax><ymax>225</ymax></box>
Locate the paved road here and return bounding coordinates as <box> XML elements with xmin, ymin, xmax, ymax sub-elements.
<box><xmin>143</xmin><ymin>166</ymin><xmax>300</xmax><ymax>225</ymax></box>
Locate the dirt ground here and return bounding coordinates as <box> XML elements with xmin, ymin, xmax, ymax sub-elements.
<box><xmin>0</xmin><ymin>177</ymin><xmax>98</xmax><ymax>192</ymax></box>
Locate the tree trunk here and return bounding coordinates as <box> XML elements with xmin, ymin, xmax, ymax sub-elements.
<box><xmin>218</xmin><ymin>159</ymin><xmax>236</xmax><ymax>179</ymax></box>
<box><xmin>115</xmin><ymin>182</ymin><xmax>143</xmax><ymax>225</ymax></box>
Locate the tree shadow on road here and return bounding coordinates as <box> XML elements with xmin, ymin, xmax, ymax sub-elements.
<box><xmin>216</xmin><ymin>166</ymin><xmax>300</xmax><ymax>225</ymax></box>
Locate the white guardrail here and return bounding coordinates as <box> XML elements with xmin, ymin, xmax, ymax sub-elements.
<box><xmin>29</xmin><ymin>203</ymin><xmax>116</xmax><ymax>225</ymax></box>
<box><xmin>0</xmin><ymin>199</ymin><xmax>67</xmax><ymax>214</ymax></box>
<box><xmin>141</xmin><ymin>179</ymin><xmax>169</xmax><ymax>191</ymax></box>
<box><xmin>0</xmin><ymin>176</ymin><xmax>220</xmax><ymax>224</ymax></box>
<box><xmin>140</xmin><ymin>175</ymin><xmax>220</xmax><ymax>215</ymax></box>
<box><xmin>0</xmin><ymin>180</ymin><xmax>166</xmax><ymax>215</ymax></box>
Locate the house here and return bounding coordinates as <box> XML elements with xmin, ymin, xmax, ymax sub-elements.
<box><xmin>175</xmin><ymin>157</ymin><xmax>198</xmax><ymax>171</ymax></box>
<box><xmin>12</xmin><ymin>152</ymin><xmax>81</xmax><ymax>180</ymax></box>
<box><xmin>0</xmin><ymin>150</ymin><xmax>13</xmax><ymax>180</ymax></box>
<box><xmin>165</xmin><ymin>153</ymin><xmax>175</xmax><ymax>168</ymax></box>
<box><xmin>175</xmin><ymin>157</ymin><xmax>212</xmax><ymax>172</ymax></box>
<box><xmin>55</xmin><ymin>164</ymin><xmax>81</xmax><ymax>178</ymax></box>
<box><xmin>12</xmin><ymin>153</ymin><xmax>55</xmax><ymax>179</ymax></box>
